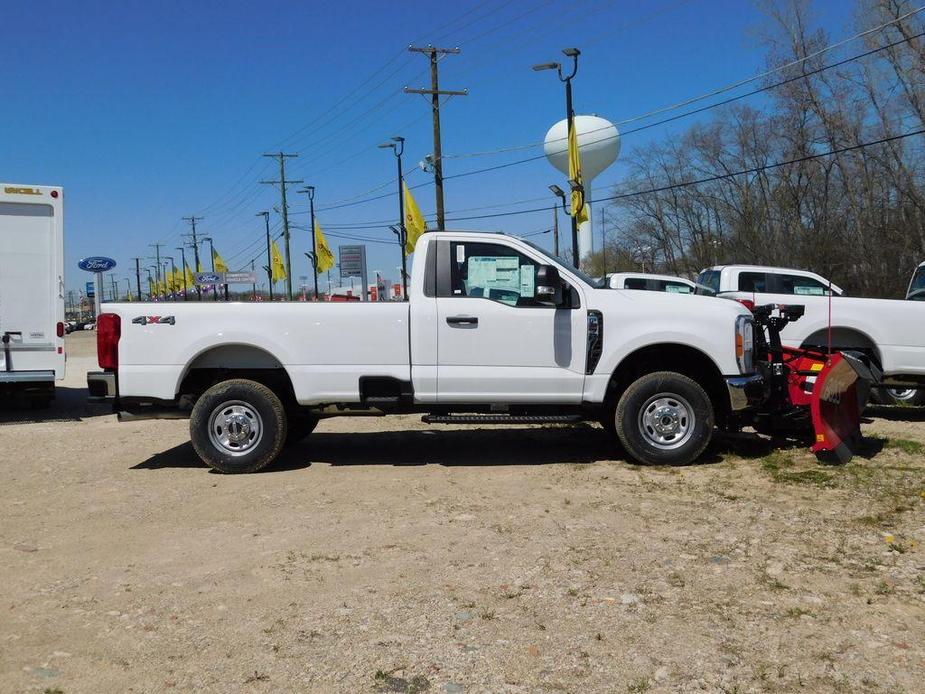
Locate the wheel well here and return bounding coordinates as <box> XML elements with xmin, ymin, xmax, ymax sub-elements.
<box><xmin>801</xmin><ymin>327</ymin><xmax>881</xmax><ymax>366</ymax></box>
<box><xmin>607</xmin><ymin>344</ymin><xmax>729</xmax><ymax>418</ymax></box>
<box><xmin>177</xmin><ymin>344</ymin><xmax>296</xmax><ymax>405</ymax></box>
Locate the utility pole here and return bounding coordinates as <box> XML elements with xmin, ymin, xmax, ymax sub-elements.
<box><xmin>109</xmin><ymin>274</ymin><xmax>118</xmax><ymax>302</ymax></box>
<box><xmin>175</xmin><ymin>246</ymin><xmax>190</xmax><ymax>301</ymax></box>
<box><xmin>379</xmin><ymin>137</ymin><xmax>409</xmax><ymax>300</ymax></box>
<box><xmin>251</xmin><ymin>260</ymin><xmax>257</xmax><ymax>300</ymax></box>
<box><xmin>404</xmin><ymin>46</ymin><xmax>467</xmax><ymax>230</ymax></box>
<box><xmin>257</xmin><ymin>211</ymin><xmax>273</xmax><ymax>301</ymax></box>
<box><xmin>261</xmin><ymin>152</ymin><xmax>302</xmax><ymax>300</ymax></box>
<box><xmin>123</xmin><ymin>278</ymin><xmax>132</xmax><ymax>301</ymax></box>
<box><xmin>181</xmin><ymin>216</ymin><xmax>204</xmax><ymax>300</ymax></box>
<box><xmin>296</xmin><ymin>187</ymin><xmax>319</xmax><ymax>300</ymax></box>
<box><xmin>552</xmin><ymin>206</ymin><xmax>560</xmax><ymax>256</ymax></box>
<box><xmin>131</xmin><ymin>257</ymin><xmax>142</xmax><ymax>303</ymax></box>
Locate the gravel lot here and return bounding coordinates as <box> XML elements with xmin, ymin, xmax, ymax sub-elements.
<box><xmin>2</xmin><ymin>331</ymin><xmax>924</xmax><ymax>693</ymax></box>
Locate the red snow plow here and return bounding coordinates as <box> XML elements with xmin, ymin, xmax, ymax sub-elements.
<box><xmin>747</xmin><ymin>304</ymin><xmax>881</xmax><ymax>464</ymax></box>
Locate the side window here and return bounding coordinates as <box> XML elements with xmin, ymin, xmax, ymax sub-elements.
<box><xmin>623</xmin><ymin>277</ymin><xmax>648</xmax><ymax>290</ymax></box>
<box><xmin>738</xmin><ymin>272</ymin><xmax>767</xmax><ymax>292</ymax></box>
<box><xmin>776</xmin><ymin>273</ymin><xmax>830</xmax><ymax>296</ymax></box>
<box><xmin>446</xmin><ymin>241</ymin><xmax>541</xmax><ymax>307</ymax></box>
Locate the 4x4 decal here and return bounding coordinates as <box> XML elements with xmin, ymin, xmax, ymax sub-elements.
<box><xmin>132</xmin><ymin>316</ymin><xmax>176</xmax><ymax>325</ymax></box>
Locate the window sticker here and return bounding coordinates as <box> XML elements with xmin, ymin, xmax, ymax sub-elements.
<box><xmin>467</xmin><ymin>256</ymin><xmax>521</xmax><ymax>294</ymax></box>
<box><xmin>456</xmin><ymin>244</ymin><xmax>466</xmax><ymax>263</ymax></box>
<box><xmin>665</xmin><ymin>284</ymin><xmax>691</xmax><ymax>294</ymax></box>
<box><xmin>793</xmin><ymin>285</ymin><xmax>825</xmax><ymax>296</ymax></box>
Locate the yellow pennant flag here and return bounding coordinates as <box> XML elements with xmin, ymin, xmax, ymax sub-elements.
<box><xmin>185</xmin><ymin>264</ymin><xmax>196</xmax><ymax>288</ymax></box>
<box><xmin>213</xmin><ymin>247</ymin><xmax>229</xmax><ymax>273</ymax></box>
<box><xmin>271</xmin><ymin>239</ymin><xmax>287</xmax><ymax>282</ymax></box>
<box><xmin>158</xmin><ymin>279</ymin><xmax>166</xmax><ymax>297</ymax></box>
<box><xmin>403</xmin><ymin>181</ymin><xmax>426</xmax><ymax>254</ymax></box>
<box><xmin>314</xmin><ymin>220</ymin><xmax>335</xmax><ymax>273</ymax></box>
<box><xmin>166</xmin><ymin>269</ymin><xmax>175</xmax><ymax>293</ymax></box>
<box><xmin>567</xmin><ymin>118</ymin><xmax>589</xmax><ymax>226</ymax></box>
<box><xmin>174</xmin><ymin>267</ymin><xmax>184</xmax><ymax>292</ymax></box>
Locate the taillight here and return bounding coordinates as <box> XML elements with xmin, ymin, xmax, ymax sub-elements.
<box><xmin>97</xmin><ymin>313</ymin><xmax>121</xmax><ymax>370</ymax></box>
<box><xmin>735</xmin><ymin>298</ymin><xmax>755</xmax><ymax>311</ymax></box>
<box><xmin>56</xmin><ymin>321</ymin><xmax>64</xmax><ymax>337</ymax></box>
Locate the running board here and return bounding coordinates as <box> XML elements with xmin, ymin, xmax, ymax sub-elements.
<box><xmin>422</xmin><ymin>414</ymin><xmax>584</xmax><ymax>425</ymax></box>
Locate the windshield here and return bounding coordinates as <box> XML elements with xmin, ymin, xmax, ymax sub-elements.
<box><xmin>696</xmin><ymin>270</ymin><xmax>720</xmax><ymax>294</ymax></box>
<box><xmin>910</xmin><ymin>265</ymin><xmax>925</xmax><ymax>294</ymax></box>
<box><xmin>519</xmin><ymin>238</ymin><xmax>606</xmax><ymax>288</ymax></box>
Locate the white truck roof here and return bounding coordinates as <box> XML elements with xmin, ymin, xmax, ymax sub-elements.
<box><xmin>700</xmin><ymin>264</ymin><xmax>844</xmax><ymax>296</ymax></box>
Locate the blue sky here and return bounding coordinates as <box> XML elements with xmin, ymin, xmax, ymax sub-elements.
<box><xmin>1</xmin><ymin>0</ymin><xmax>855</xmax><ymax>296</ymax></box>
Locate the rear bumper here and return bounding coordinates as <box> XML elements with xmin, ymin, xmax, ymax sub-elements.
<box><xmin>724</xmin><ymin>373</ymin><xmax>765</xmax><ymax>411</ymax></box>
<box><xmin>87</xmin><ymin>370</ymin><xmax>117</xmax><ymax>402</ymax></box>
<box><xmin>0</xmin><ymin>370</ymin><xmax>55</xmax><ymax>384</ymax></box>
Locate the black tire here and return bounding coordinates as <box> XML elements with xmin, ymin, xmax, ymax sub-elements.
<box><xmin>612</xmin><ymin>371</ymin><xmax>714</xmax><ymax>466</ymax></box>
<box><xmin>872</xmin><ymin>387</ymin><xmax>925</xmax><ymax>407</ymax></box>
<box><xmin>189</xmin><ymin>379</ymin><xmax>287</xmax><ymax>473</ymax></box>
<box><xmin>286</xmin><ymin>413</ymin><xmax>319</xmax><ymax>446</ymax></box>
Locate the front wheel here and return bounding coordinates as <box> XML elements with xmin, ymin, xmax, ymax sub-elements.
<box><xmin>190</xmin><ymin>379</ymin><xmax>287</xmax><ymax>473</ymax></box>
<box><xmin>613</xmin><ymin>371</ymin><xmax>715</xmax><ymax>466</ymax></box>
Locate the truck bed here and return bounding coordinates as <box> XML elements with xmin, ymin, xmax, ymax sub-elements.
<box><xmin>111</xmin><ymin>301</ymin><xmax>411</xmax><ymax>403</ymax></box>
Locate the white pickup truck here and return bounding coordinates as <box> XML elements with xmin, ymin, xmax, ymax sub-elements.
<box><xmin>87</xmin><ymin>231</ymin><xmax>770</xmax><ymax>472</ymax></box>
<box><xmin>697</xmin><ymin>264</ymin><xmax>925</xmax><ymax>405</ymax></box>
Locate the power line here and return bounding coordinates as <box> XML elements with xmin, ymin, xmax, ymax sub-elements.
<box><xmin>441</xmin><ymin>4</ymin><xmax>925</xmax><ymax>161</ymax></box>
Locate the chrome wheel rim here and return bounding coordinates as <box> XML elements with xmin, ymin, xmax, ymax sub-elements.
<box><xmin>208</xmin><ymin>400</ymin><xmax>263</xmax><ymax>456</ymax></box>
<box><xmin>638</xmin><ymin>393</ymin><xmax>695</xmax><ymax>450</ymax></box>
<box><xmin>887</xmin><ymin>388</ymin><xmax>917</xmax><ymax>401</ymax></box>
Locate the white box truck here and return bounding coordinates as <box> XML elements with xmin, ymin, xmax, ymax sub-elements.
<box><xmin>0</xmin><ymin>183</ymin><xmax>65</xmax><ymax>406</ymax></box>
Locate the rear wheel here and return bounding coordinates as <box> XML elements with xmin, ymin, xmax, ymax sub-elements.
<box><xmin>613</xmin><ymin>371</ymin><xmax>714</xmax><ymax>466</ymax></box>
<box><xmin>190</xmin><ymin>379</ymin><xmax>287</xmax><ymax>473</ymax></box>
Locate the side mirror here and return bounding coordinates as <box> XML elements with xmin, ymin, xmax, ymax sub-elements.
<box><xmin>535</xmin><ymin>264</ymin><xmax>563</xmax><ymax>306</ymax></box>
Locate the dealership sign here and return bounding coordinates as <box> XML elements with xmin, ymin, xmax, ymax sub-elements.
<box><xmin>194</xmin><ymin>271</ymin><xmax>257</xmax><ymax>285</ymax></box>
<box><xmin>339</xmin><ymin>245</ymin><xmax>367</xmax><ymax>279</ymax></box>
<box><xmin>78</xmin><ymin>256</ymin><xmax>117</xmax><ymax>273</ymax></box>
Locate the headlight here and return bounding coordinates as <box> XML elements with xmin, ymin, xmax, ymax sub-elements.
<box><xmin>735</xmin><ymin>314</ymin><xmax>754</xmax><ymax>373</ymax></box>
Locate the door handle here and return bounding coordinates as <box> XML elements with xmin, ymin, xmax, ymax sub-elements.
<box><xmin>446</xmin><ymin>315</ymin><xmax>478</xmax><ymax>326</ymax></box>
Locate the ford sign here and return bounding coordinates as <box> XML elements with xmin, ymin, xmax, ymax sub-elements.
<box><xmin>195</xmin><ymin>272</ymin><xmax>223</xmax><ymax>285</ymax></box>
<box><xmin>78</xmin><ymin>256</ymin><xmax>117</xmax><ymax>273</ymax></box>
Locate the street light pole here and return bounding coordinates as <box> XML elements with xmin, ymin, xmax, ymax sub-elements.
<box><xmin>534</xmin><ymin>48</ymin><xmax>583</xmax><ymax>268</ymax></box>
<box><xmin>296</xmin><ymin>188</ymin><xmax>318</xmax><ymax>300</ymax></box>
<box><xmin>379</xmin><ymin>136</ymin><xmax>408</xmax><ymax>300</ymax></box>
<box><xmin>202</xmin><ymin>236</ymin><xmax>218</xmax><ymax>301</ymax></box>
<box><xmin>257</xmin><ymin>211</ymin><xmax>273</xmax><ymax>301</ymax></box>
<box><xmin>175</xmin><ymin>247</ymin><xmax>189</xmax><ymax>300</ymax></box>
<box><xmin>164</xmin><ymin>256</ymin><xmax>176</xmax><ymax>300</ymax></box>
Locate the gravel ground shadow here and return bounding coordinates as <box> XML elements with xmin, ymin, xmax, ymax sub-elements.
<box><xmin>131</xmin><ymin>424</ymin><xmax>744</xmax><ymax>473</ymax></box>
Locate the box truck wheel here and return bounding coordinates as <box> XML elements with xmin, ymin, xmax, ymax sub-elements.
<box><xmin>613</xmin><ymin>371</ymin><xmax>714</xmax><ymax>466</ymax></box>
<box><xmin>190</xmin><ymin>379</ymin><xmax>287</xmax><ymax>474</ymax></box>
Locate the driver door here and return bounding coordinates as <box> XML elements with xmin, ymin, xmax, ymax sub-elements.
<box><xmin>435</xmin><ymin>238</ymin><xmax>587</xmax><ymax>403</ymax></box>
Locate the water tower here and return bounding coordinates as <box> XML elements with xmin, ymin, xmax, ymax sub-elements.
<box><xmin>544</xmin><ymin>115</ymin><xmax>620</xmax><ymax>263</ymax></box>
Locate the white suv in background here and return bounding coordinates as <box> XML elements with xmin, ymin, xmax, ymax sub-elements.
<box><xmin>608</xmin><ymin>272</ymin><xmax>698</xmax><ymax>293</ymax></box>
<box><xmin>907</xmin><ymin>261</ymin><xmax>925</xmax><ymax>301</ymax></box>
